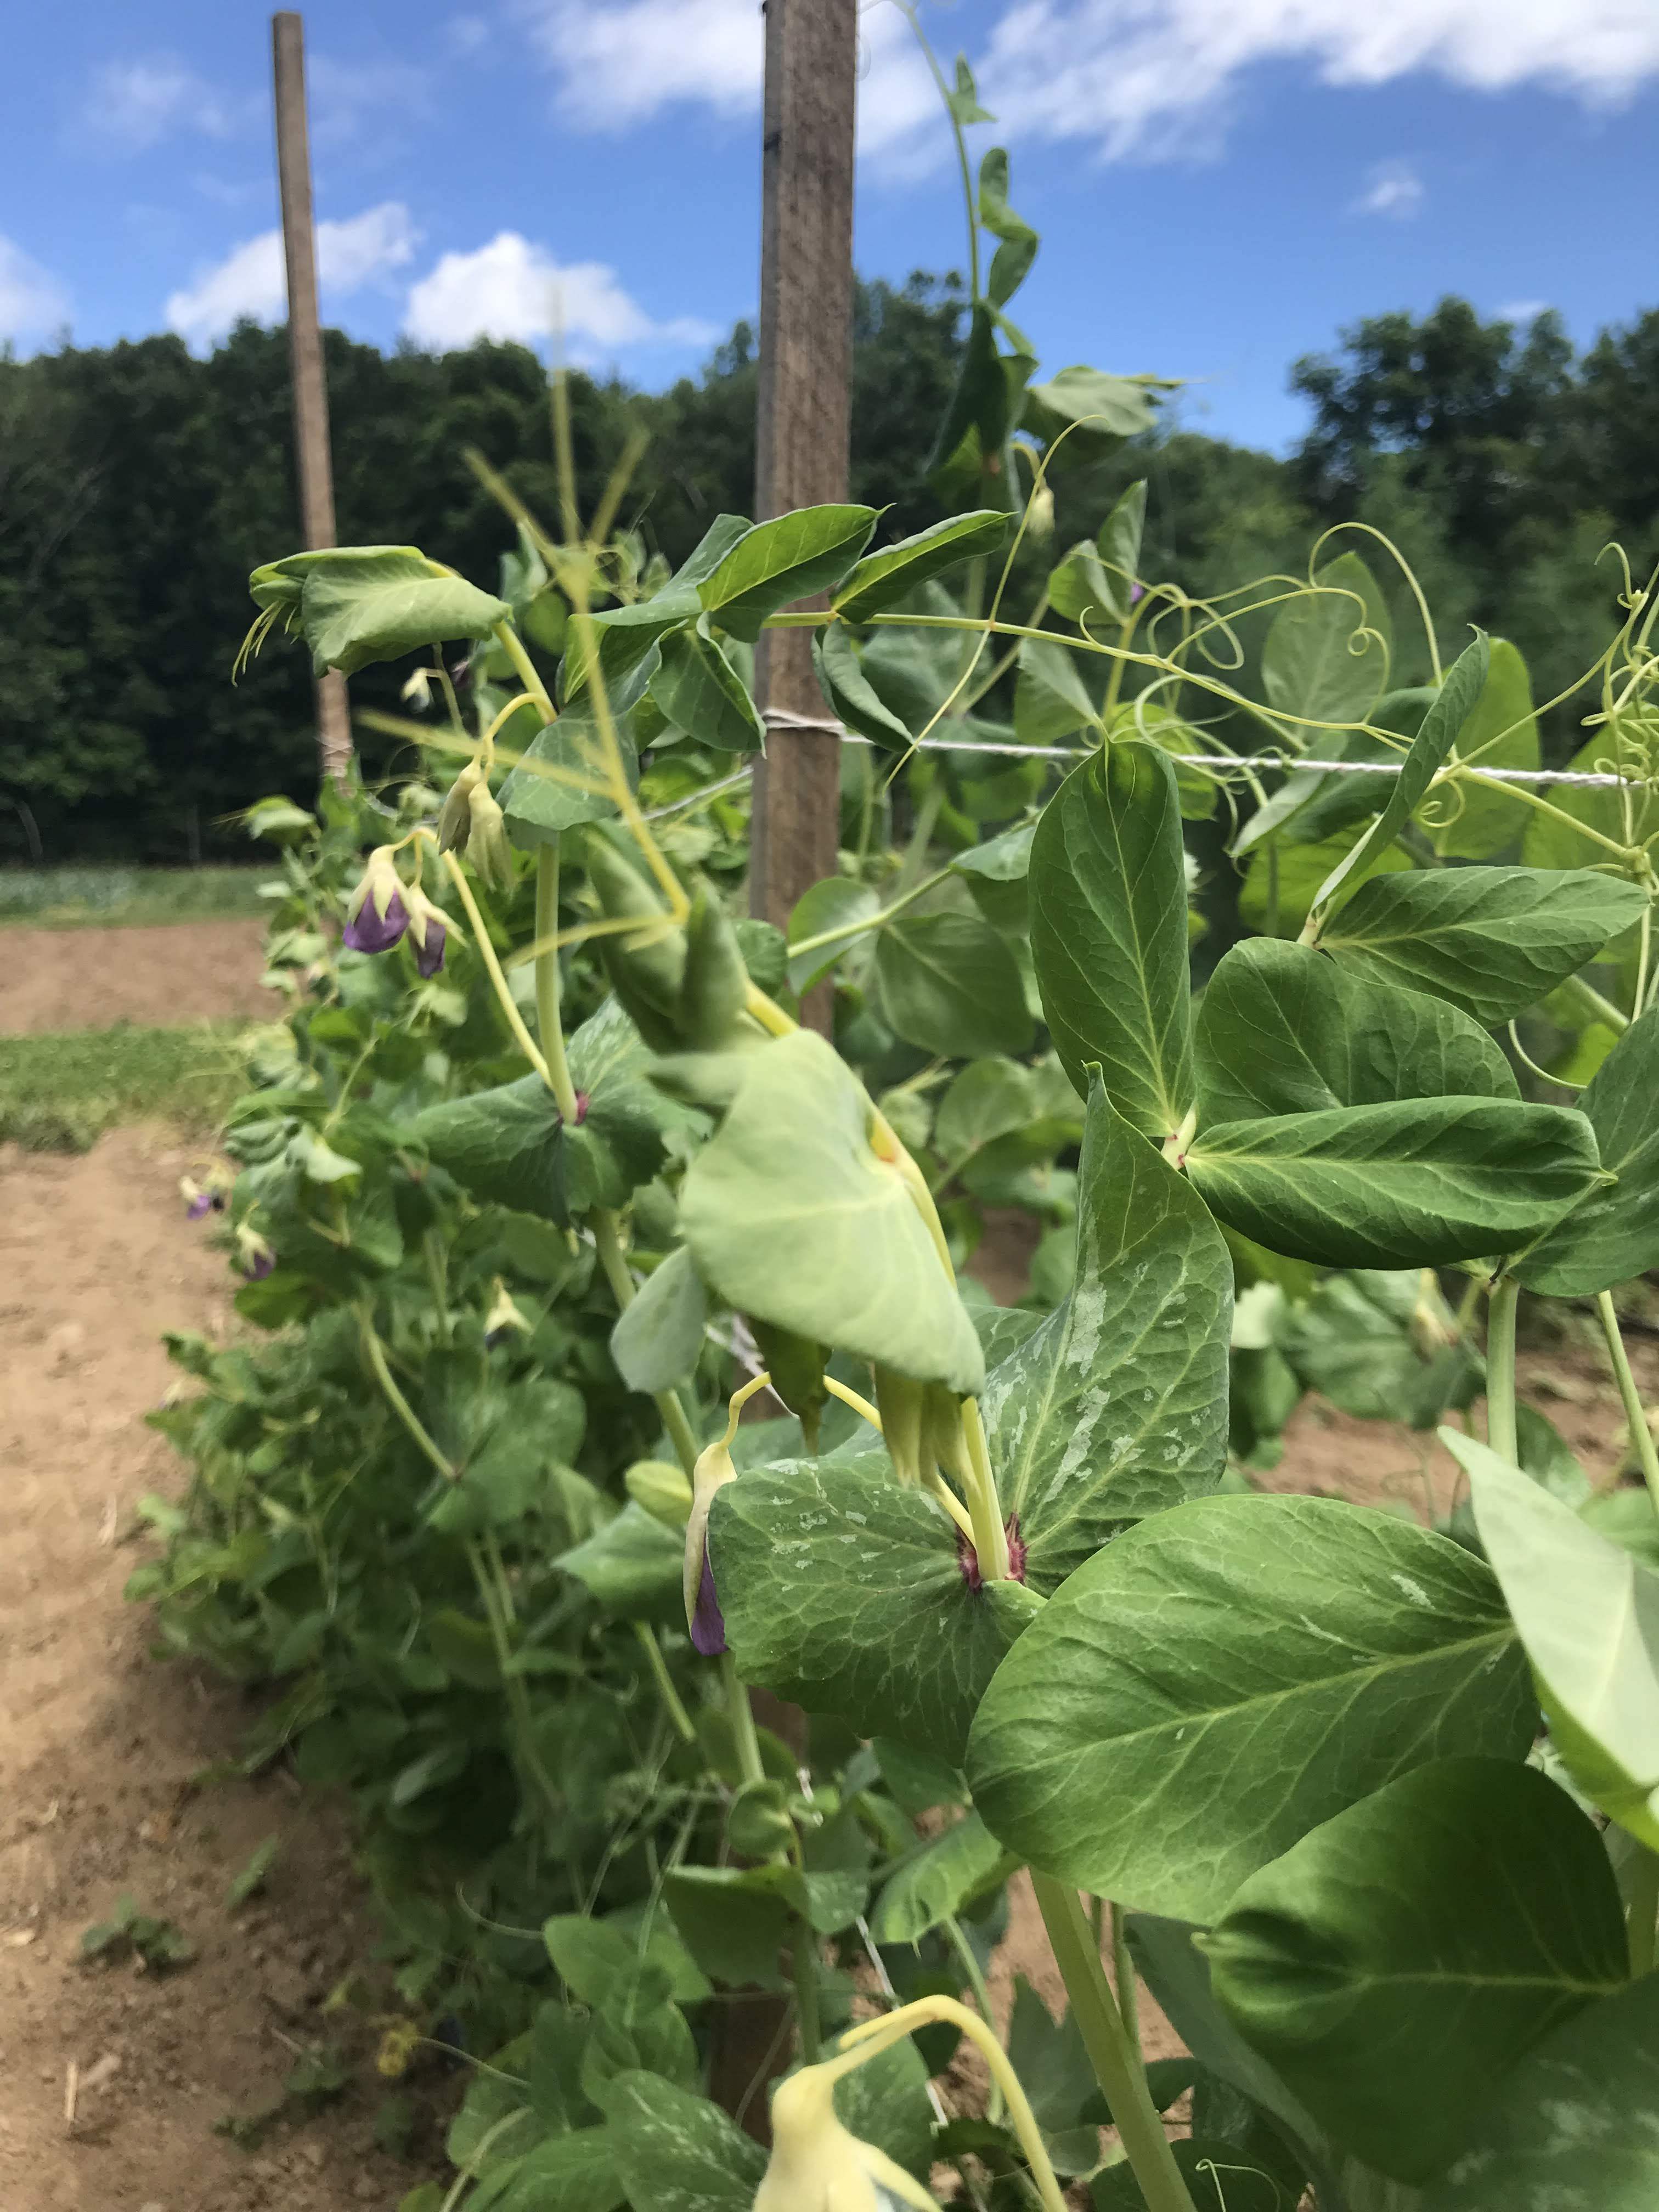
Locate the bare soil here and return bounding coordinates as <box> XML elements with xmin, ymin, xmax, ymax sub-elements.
<box><xmin>0</xmin><ymin>923</ymin><xmax>270</xmax><ymax>1036</ymax></box>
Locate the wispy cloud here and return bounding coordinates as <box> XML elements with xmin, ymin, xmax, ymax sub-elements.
<box><xmin>164</xmin><ymin>203</ymin><xmax>420</xmax><ymax>348</ymax></box>
<box><xmin>1354</xmin><ymin>159</ymin><xmax>1425</xmax><ymax>218</ymax></box>
<box><xmin>403</xmin><ymin>232</ymin><xmax>718</xmax><ymax>355</ymax></box>
<box><xmin>0</xmin><ymin>236</ymin><xmax>70</xmax><ymax>342</ymax></box>
<box><xmin>81</xmin><ymin>57</ymin><xmax>247</xmax><ymax>154</ymax></box>
<box><xmin>1498</xmin><ymin>299</ymin><xmax>1550</xmax><ymax>323</ymax></box>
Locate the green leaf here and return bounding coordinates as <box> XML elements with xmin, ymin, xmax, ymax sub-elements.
<box><xmin>663</xmin><ymin>1866</ymin><xmax>791</xmax><ymax>1990</ymax></box>
<box><xmin>555</xmin><ymin>1502</ymin><xmax>684</xmax><ymax>1621</ymax></box>
<box><xmin>1030</xmin><ymin>742</ymin><xmax>1196</xmax><ymax>1141</ymax></box>
<box><xmin>1430</xmin><ymin>638</ymin><xmax>1539</xmax><ymax>858</ymax></box>
<box><xmin>1522</xmin><ymin>714</ymin><xmax>1659</xmax><ymax>871</ymax></box>
<box><xmin>652</xmin><ymin>624</ymin><xmax>766</xmax><ymax>752</ymax></box>
<box><xmin>696</xmin><ymin>505</ymin><xmax>878</xmax><ymax>643</ymax></box>
<box><xmin>1048</xmin><ymin>540</ymin><xmax>1118</xmax><ymax>628</ymax></box>
<box><xmin>1205</xmin><ymin>1758</ymin><xmax>1627</xmax><ymax>2185</ymax></box>
<box><xmin>983</xmin><ymin>1084</ymin><xmax>1232</xmax><ymax>1590</ymax></box>
<box><xmin>1515</xmin><ymin>1004</ymin><xmax>1659</xmax><ymax>1294</ymax></box>
<box><xmin>1091</xmin><ymin>2140</ymin><xmax>1291</xmax><ymax>2212</ymax></box>
<box><xmin>565</xmin><ymin>588</ymin><xmax>703</xmax><ymax>699</ymax></box>
<box><xmin>1008</xmin><ymin>1977</ymin><xmax>1108</xmax><ymax>2175</ymax></box>
<box><xmin>787</xmin><ymin>875</ymin><xmax>881</xmax><ymax>994</ymax></box>
<box><xmin>498</xmin><ymin>645</ymin><xmax>656</xmax><ymax>845</ymax></box>
<box><xmin>1261</xmin><ymin>553</ymin><xmax>1391</xmax><ymax>738</ymax></box>
<box><xmin>966</xmin><ymin>1494</ymin><xmax>1533</xmax><ymax>1922</ymax></box>
<box><xmin>934</xmin><ymin>1059</ymin><xmax>1035</xmax><ymax>1163</ymax></box>
<box><xmin>813</xmin><ymin>625</ymin><xmax>915</xmax><ymax>752</ymax></box>
<box><xmin>833</xmin><ymin>512</ymin><xmax>1013</xmax><ymax>625</ymax></box>
<box><xmin>874</xmin><ymin>912</ymin><xmax>1035</xmax><ymax>1060</ymax></box>
<box><xmin>679</xmin><ymin>1031</ymin><xmax>985</xmax><ymax>1393</ymax></box>
<box><xmin>487</xmin><ymin>2131</ymin><xmax>623</xmax><ymax>2212</ymax></box>
<box><xmin>597</xmin><ymin>2071</ymin><xmax>766</xmax><ymax>2212</ymax></box>
<box><xmin>225</xmin><ymin>1835</ymin><xmax>280</xmax><ymax>1910</ymax></box>
<box><xmin>1319</xmin><ymin>867</ymin><xmax>1649</xmax><ymax>1024</ymax></box>
<box><xmin>1194</xmin><ymin>940</ymin><xmax>1517</xmax><ymax>1125</ymax></box>
<box><xmin>1448</xmin><ymin>1430</ymin><xmax>1659</xmax><ymax>1849</ymax></box>
<box><xmin>1014</xmin><ymin>637</ymin><xmax>1098</xmax><ymax>746</ymax></box>
<box><xmin>952</xmin><ymin>821</ymin><xmax>1036</xmax><ymax>883</ymax></box>
<box><xmin>709</xmin><ymin>1453</ymin><xmax>1040</xmax><ymax>1763</ymax></box>
<box><xmin>292</xmin><ymin>548</ymin><xmax>510</xmax><ymax>677</ymax></box>
<box><xmin>1422</xmin><ymin>1973</ymin><xmax>1659</xmax><ymax>2211</ymax></box>
<box><xmin>831</xmin><ymin>2034</ymin><xmax>936</xmax><ymax>2185</ymax></box>
<box><xmin>610</xmin><ymin>1245</ymin><xmax>707</xmax><ymax>1393</ymax></box>
<box><xmin>1022</xmin><ymin>366</ymin><xmax>1159</xmax><ymax>453</ymax></box>
<box><xmin>1237</xmin><ymin>830</ymin><xmax>1412</xmax><ymax>939</ymax></box>
<box><xmin>978</xmin><ymin>148</ymin><xmax>1038</xmax><ymax>308</ymax></box>
<box><xmin>869</xmin><ymin>1814</ymin><xmax>1015</xmax><ymax>1945</ymax></box>
<box><xmin>1096</xmin><ymin>480</ymin><xmax>1148</xmax><ymax>618</ymax></box>
<box><xmin>1184</xmin><ymin>1097</ymin><xmax>1601</xmax><ymax>1268</ymax></box>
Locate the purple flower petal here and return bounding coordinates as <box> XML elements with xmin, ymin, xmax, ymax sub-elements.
<box><xmin>413</xmin><ymin>918</ymin><xmax>447</xmax><ymax>978</ymax></box>
<box><xmin>343</xmin><ymin>890</ymin><xmax>410</xmax><ymax>955</ymax></box>
<box><xmin>185</xmin><ymin>1192</ymin><xmax>215</xmax><ymax>1221</ymax></box>
<box><xmin>1129</xmin><ymin>582</ymin><xmax>1146</xmax><ymax>606</ymax></box>
<box><xmin>690</xmin><ymin>1553</ymin><xmax>728</xmax><ymax>1656</ymax></box>
<box><xmin>241</xmin><ymin>1250</ymin><xmax>276</xmax><ymax>1282</ymax></box>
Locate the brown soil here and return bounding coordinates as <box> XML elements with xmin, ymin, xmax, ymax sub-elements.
<box><xmin>0</xmin><ymin>923</ymin><xmax>270</xmax><ymax>1036</ymax></box>
<box><xmin>0</xmin><ymin>1128</ymin><xmax>419</xmax><ymax>2212</ymax></box>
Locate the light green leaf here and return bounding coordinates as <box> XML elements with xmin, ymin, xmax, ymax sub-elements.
<box><xmin>498</xmin><ymin>647</ymin><xmax>654</xmax><ymax>845</ymax></box>
<box><xmin>1014</xmin><ymin>637</ymin><xmax>1098</xmax><ymax>746</ymax></box>
<box><xmin>1431</xmin><ymin>638</ymin><xmax>1539</xmax><ymax>857</ymax></box>
<box><xmin>679</xmin><ymin>1030</ymin><xmax>985</xmax><ymax>1394</ymax></box>
<box><xmin>1097</xmin><ymin>479</ymin><xmax>1148</xmax><ymax>613</ymax></box>
<box><xmin>610</xmin><ymin>1245</ymin><xmax>707</xmax><ymax>1393</ymax></box>
<box><xmin>813</xmin><ymin>625</ymin><xmax>915</xmax><ymax>752</ymax></box>
<box><xmin>709</xmin><ymin>1453</ymin><xmax>1040</xmax><ymax>1763</ymax></box>
<box><xmin>486</xmin><ymin>2131</ymin><xmax>623</xmax><ymax>2212</ymax></box>
<box><xmin>1030</xmin><ymin>742</ymin><xmax>1195</xmax><ymax>1141</ymax></box>
<box><xmin>978</xmin><ymin>147</ymin><xmax>1038</xmax><ymax>308</ymax></box>
<box><xmin>869</xmin><ymin>1813</ymin><xmax>1016</xmax><ymax>1944</ymax></box>
<box><xmin>1194</xmin><ymin>940</ymin><xmax>1517</xmax><ymax>1125</ymax></box>
<box><xmin>1184</xmin><ymin>1097</ymin><xmax>1601</xmax><ymax>1268</ymax></box>
<box><xmin>1521</xmin><ymin>718</ymin><xmax>1659</xmax><ymax>872</ymax></box>
<box><xmin>1205</xmin><ymin>1758</ymin><xmax>1627</xmax><ymax>2185</ymax></box>
<box><xmin>1309</xmin><ymin>633</ymin><xmax>1489</xmax><ymax>919</ymax></box>
<box><xmin>697</xmin><ymin>505</ymin><xmax>879</xmax><ymax>642</ymax></box>
<box><xmin>953</xmin><ymin>821</ymin><xmax>1036</xmax><ymax>882</ymax></box>
<box><xmin>652</xmin><ymin>623</ymin><xmax>766</xmax><ymax>752</ymax></box>
<box><xmin>1516</xmin><ymin>1005</ymin><xmax>1659</xmax><ymax>1294</ymax></box>
<box><xmin>1261</xmin><ymin>553</ymin><xmax>1391</xmax><ymax>738</ymax></box>
<box><xmin>875</xmin><ymin>912</ymin><xmax>1035</xmax><ymax>1060</ymax></box>
<box><xmin>833</xmin><ymin>512</ymin><xmax>1013</xmax><ymax>625</ymax></box>
<box><xmin>966</xmin><ymin>1494</ymin><xmax>1533</xmax><ymax>1921</ymax></box>
<box><xmin>299</xmin><ymin>549</ymin><xmax>509</xmax><ymax>676</ymax></box>
<box><xmin>1449</xmin><ymin>1430</ymin><xmax>1659</xmax><ymax>1849</ymax></box>
<box><xmin>982</xmin><ymin>1084</ymin><xmax>1232</xmax><ymax>1590</ymax></box>
<box><xmin>934</xmin><ymin>1059</ymin><xmax>1035</xmax><ymax>1163</ymax></box>
<box><xmin>555</xmin><ymin>1502</ymin><xmax>684</xmax><ymax>1621</ymax></box>
<box><xmin>1238</xmin><ymin>829</ymin><xmax>1412</xmax><ymax>939</ymax></box>
<box><xmin>1022</xmin><ymin>366</ymin><xmax>1159</xmax><ymax>452</ymax></box>
<box><xmin>1047</xmin><ymin>539</ymin><xmax>1118</xmax><ymax>628</ymax></box>
<box><xmin>1423</xmin><ymin>1974</ymin><xmax>1659</xmax><ymax>2211</ymax></box>
<box><xmin>597</xmin><ymin>2070</ymin><xmax>766</xmax><ymax>2212</ymax></box>
<box><xmin>787</xmin><ymin>875</ymin><xmax>881</xmax><ymax>994</ymax></box>
<box><xmin>1319</xmin><ymin>867</ymin><xmax>1649</xmax><ymax>1024</ymax></box>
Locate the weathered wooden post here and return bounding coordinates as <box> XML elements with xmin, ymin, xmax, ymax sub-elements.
<box><xmin>748</xmin><ymin>0</ymin><xmax>859</xmax><ymax>1030</ymax></box>
<box><xmin>272</xmin><ymin>11</ymin><xmax>352</xmax><ymax>786</ymax></box>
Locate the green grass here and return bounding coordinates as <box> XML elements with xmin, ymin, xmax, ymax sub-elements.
<box><xmin>0</xmin><ymin>865</ymin><xmax>268</xmax><ymax>931</ymax></box>
<box><xmin>0</xmin><ymin>1024</ymin><xmax>250</xmax><ymax>1151</ymax></box>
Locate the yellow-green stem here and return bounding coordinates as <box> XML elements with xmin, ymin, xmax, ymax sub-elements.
<box><xmin>1627</xmin><ymin>1843</ymin><xmax>1659</xmax><ymax>1976</ymax></box>
<box><xmin>360</xmin><ymin>1313</ymin><xmax>455</xmax><ymax>1481</ymax></box>
<box><xmin>722</xmin><ymin>1651</ymin><xmax>767</xmax><ymax>1790</ymax></box>
<box><xmin>533</xmin><ymin>843</ymin><xmax>581</xmax><ymax>1121</ymax></box>
<box><xmin>1030</xmin><ymin>1875</ymin><xmax>1198</xmax><ymax>2212</ymax></box>
<box><xmin>787</xmin><ymin>865</ymin><xmax>953</xmax><ymax>961</ymax></box>
<box><xmin>490</xmin><ymin>618</ymin><xmax>555</xmax><ymax>720</ymax></box>
<box><xmin>960</xmin><ymin>1397</ymin><xmax>1012</xmax><ymax>1583</ymax></box>
<box><xmin>634</xmin><ymin>1621</ymin><xmax>697</xmax><ymax>1745</ymax></box>
<box><xmin>944</xmin><ymin>1916</ymin><xmax>1006</xmax><ymax>2124</ymax></box>
<box><xmin>1595</xmin><ymin>1291</ymin><xmax>1659</xmax><ymax>1513</ymax></box>
<box><xmin>1485</xmin><ymin>1277</ymin><xmax>1520</xmax><ymax>1465</ymax></box>
<box><xmin>438</xmin><ymin>849</ymin><xmax>551</xmax><ymax>1082</ymax></box>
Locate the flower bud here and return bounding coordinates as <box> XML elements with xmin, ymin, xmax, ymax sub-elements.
<box><xmin>627</xmin><ymin>1458</ymin><xmax>694</xmax><ymax>1528</ymax></box>
<box><xmin>756</xmin><ymin>2063</ymin><xmax>940</xmax><ymax>2211</ymax></box>
<box><xmin>482</xmin><ymin>1277</ymin><xmax>531</xmax><ymax>1349</ymax></box>
<box><xmin>343</xmin><ymin>848</ymin><xmax>410</xmax><ymax>955</ymax></box>
<box><xmin>401</xmin><ymin>667</ymin><xmax>435</xmax><ymax>711</ymax></box>
<box><xmin>179</xmin><ymin>1171</ymin><xmax>228</xmax><ymax>1221</ymax></box>
<box><xmin>437</xmin><ymin>760</ymin><xmax>483</xmax><ymax>855</ymax></box>
<box><xmin>684</xmin><ymin>1429</ymin><xmax>738</xmax><ymax>1656</ymax></box>
<box><xmin>403</xmin><ymin>883</ymin><xmax>455</xmax><ymax>979</ymax></box>
<box><xmin>465</xmin><ymin>781</ymin><xmax>515</xmax><ymax>890</ymax></box>
<box><xmin>234</xmin><ymin>1224</ymin><xmax>276</xmax><ymax>1282</ymax></box>
<box><xmin>1026</xmin><ymin>484</ymin><xmax>1055</xmax><ymax>541</ymax></box>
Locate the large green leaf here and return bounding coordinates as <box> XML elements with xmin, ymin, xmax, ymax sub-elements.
<box><xmin>1423</xmin><ymin>1974</ymin><xmax>1659</xmax><ymax>2211</ymax></box>
<box><xmin>1261</xmin><ymin>553</ymin><xmax>1391</xmax><ymax>738</ymax></box>
<box><xmin>1014</xmin><ymin>637</ymin><xmax>1098</xmax><ymax>746</ymax></box>
<box><xmin>1308</xmin><ymin>633</ymin><xmax>1489</xmax><ymax>919</ymax></box>
<box><xmin>981</xmin><ymin>1084</ymin><xmax>1232</xmax><ymax>1591</ymax></box>
<box><xmin>679</xmin><ymin>1030</ymin><xmax>985</xmax><ymax>1395</ymax></box>
<box><xmin>652</xmin><ymin>623</ymin><xmax>766</xmax><ymax>752</ymax></box>
<box><xmin>1030</xmin><ymin>742</ymin><xmax>1195</xmax><ymax>1141</ymax></box>
<box><xmin>251</xmin><ymin>546</ymin><xmax>510</xmax><ymax>676</ymax></box>
<box><xmin>1430</xmin><ymin>638</ymin><xmax>1539</xmax><ymax>859</ymax></box>
<box><xmin>874</xmin><ymin>912</ymin><xmax>1034</xmax><ymax>1060</ymax></box>
<box><xmin>812</xmin><ymin>625</ymin><xmax>915</xmax><ymax>752</ymax></box>
<box><xmin>697</xmin><ymin>505</ymin><xmax>878</xmax><ymax>642</ymax></box>
<box><xmin>1184</xmin><ymin>1097</ymin><xmax>1600</xmax><ymax>1268</ymax></box>
<box><xmin>709</xmin><ymin>1454</ymin><xmax>1041</xmax><ymax>1763</ymax></box>
<box><xmin>1516</xmin><ymin>1005</ymin><xmax>1659</xmax><ymax>1293</ymax></box>
<box><xmin>565</xmin><ymin>588</ymin><xmax>703</xmax><ymax>699</ymax></box>
<box><xmin>869</xmin><ymin>1813</ymin><xmax>1015</xmax><ymax>1944</ymax></box>
<box><xmin>787</xmin><ymin>875</ymin><xmax>881</xmax><ymax>994</ymax></box>
<box><xmin>597</xmin><ymin>2070</ymin><xmax>766</xmax><ymax>2212</ymax></box>
<box><xmin>1022</xmin><ymin>365</ymin><xmax>1159</xmax><ymax>452</ymax></box>
<box><xmin>833</xmin><ymin>511</ymin><xmax>1012</xmax><ymax>624</ymax></box>
<box><xmin>1449</xmin><ymin>1431</ymin><xmax>1659</xmax><ymax>1849</ymax></box>
<box><xmin>1319</xmin><ymin>866</ymin><xmax>1648</xmax><ymax>1024</ymax></box>
<box><xmin>1195</xmin><ymin>940</ymin><xmax>1516</xmax><ymax>1125</ymax></box>
<box><xmin>1205</xmin><ymin>1758</ymin><xmax>1628</xmax><ymax>2185</ymax></box>
<box><xmin>966</xmin><ymin>1494</ymin><xmax>1533</xmax><ymax>1922</ymax></box>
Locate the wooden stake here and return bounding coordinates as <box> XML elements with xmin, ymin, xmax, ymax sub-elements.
<box><xmin>749</xmin><ymin>0</ymin><xmax>858</xmax><ymax>1030</ymax></box>
<box><xmin>272</xmin><ymin>10</ymin><xmax>351</xmax><ymax>786</ymax></box>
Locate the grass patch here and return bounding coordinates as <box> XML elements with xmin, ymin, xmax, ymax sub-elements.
<box><xmin>0</xmin><ymin>1024</ymin><xmax>249</xmax><ymax>1152</ymax></box>
<box><xmin>0</xmin><ymin>865</ymin><xmax>267</xmax><ymax>931</ymax></box>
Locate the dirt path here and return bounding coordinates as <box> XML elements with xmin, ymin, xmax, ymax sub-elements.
<box><xmin>0</xmin><ymin>1128</ymin><xmax>413</xmax><ymax>2212</ymax></box>
<box><xmin>0</xmin><ymin>924</ymin><xmax>270</xmax><ymax>1036</ymax></box>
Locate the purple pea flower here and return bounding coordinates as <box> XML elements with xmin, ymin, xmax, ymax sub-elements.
<box><xmin>690</xmin><ymin>1554</ymin><xmax>728</xmax><ymax>1657</ymax></box>
<box><xmin>242</xmin><ymin>1248</ymin><xmax>276</xmax><ymax>1282</ymax></box>
<box><xmin>410</xmin><ymin>914</ymin><xmax>447</xmax><ymax>978</ymax></box>
<box><xmin>1129</xmin><ymin>581</ymin><xmax>1146</xmax><ymax>606</ymax></box>
<box><xmin>343</xmin><ymin>889</ymin><xmax>410</xmax><ymax>955</ymax></box>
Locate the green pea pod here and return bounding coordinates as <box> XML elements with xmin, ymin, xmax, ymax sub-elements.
<box><xmin>680</xmin><ymin>889</ymin><xmax>758</xmax><ymax>1052</ymax></box>
<box><xmin>580</xmin><ymin>830</ymin><xmax>687</xmax><ymax>1047</ymax></box>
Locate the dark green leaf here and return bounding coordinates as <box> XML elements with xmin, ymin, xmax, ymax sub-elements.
<box><xmin>1091</xmin><ymin>2139</ymin><xmax>1291</xmax><ymax>2211</ymax></box>
<box><xmin>813</xmin><ymin>625</ymin><xmax>915</xmax><ymax>751</ymax></box>
<box><xmin>596</xmin><ymin>2072</ymin><xmax>766</xmax><ymax>2212</ymax></box>
<box><xmin>1237</xmin><ymin>830</ymin><xmax>1412</xmax><ymax>939</ymax></box>
<box><xmin>1014</xmin><ymin>638</ymin><xmax>1098</xmax><ymax>747</ymax></box>
<box><xmin>498</xmin><ymin>642</ymin><xmax>656</xmax><ymax>845</ymax></box>
<box><xmin>697</xmin><ymin>505</ymin><xmax>878</xmax><ymax>643</ymax></box>
<box><xmin>788</xmin><ymin>876</ymin><xmax>880</xmax><ymax>994</ymax></box>
<box><xmin>1030</xmin><ymin>742</ymin><xmax>1196</xmax><ymax>1141</ymax></box>
<box><xmin>967</xmin><ymin>1494</ymin><xmax>1533</xmax><ymax>1921</ymax></box>
<box><xmin>833</xmin><ymin>512</ymin><xmax>1013</xmax><ymax>625</ymax></box>
<box><xmin>1516</xmin><ymin>1005</ymin><xmax>1659</xmax><ymax>1294</ymax></box>
<box><xmin>874</xmin><ymin>912</ymin><xmax>1034</xmax><ymax>1060</ymax></box>
<box><xmin>555</xmin><ymin>1503</ymin><xmax>684</xmax><ymax>1621</ymax></box>
<box><xmin>1206</xmin><ymin>1758</ymin><xmax>1627</xmax><ymax>2183</ymax></box>
<box><xmin>978</xmin><ymin>148</ymin><xmax>1037</xmax><ymax>308</ymax></box>
<box><xmin>663</xmin><ymin>1867</ymin><xmax>791</xmax><ymax>1990</ymax></box>
<box><xmin>653</xmin><ymin>624</ymin><xmax>766</xmax><ymax>752</ymax></box>
<box><xmin>488</xmin><ymin>2131</ymin><xmax>623</xmax><ymax>2212</ymax></box>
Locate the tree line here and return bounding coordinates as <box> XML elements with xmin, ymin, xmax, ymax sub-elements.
<box><xmin>1</xmin><ymin>279</ymin><xmax>1655</xmax><ymax>860</ymax></box>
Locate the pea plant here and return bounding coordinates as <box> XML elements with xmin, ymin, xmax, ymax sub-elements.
<box><xmin>139</xmin><ymin>33</ymin><xmax>1659</xmax><ymax>2212</ymax></box>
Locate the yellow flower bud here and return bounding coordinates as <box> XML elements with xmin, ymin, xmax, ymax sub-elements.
<box><xmin>755</xmin><ymin>2064</ymin><xmax>939</xmax><ymax>2212</ymax></box>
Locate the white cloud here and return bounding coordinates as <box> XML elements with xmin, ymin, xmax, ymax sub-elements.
<box><xmin>164</xmin><ymin>203</ymin><xmax>420</xmax><ymax>347</ymax></box>
<box><xmin>83</xmin><ymin>57</ymin><xmax>241</xmax><ymax>153</ymax></box>
<box><xmin>403</xmin><ymin>232</ymin><xmax>718</xmax><ymax>354</ymax></box>
<box><xmin>1354</xmin><ymin>159</ymin><xmax>1424</xmax><ymax>218</ymax></box>
<box><xmin>308</xmin><ymin>55</ymin><xmax>436</xmax><ymax>150</ymax></box>
<box><xmin>1498</xmin><ymin>298</ymin><xmax>1550</xmax><ymax>322</ymax></box>
<box><xmin>978</xmin><ymin>0</ymin><xmax>1659</xmax><ymax>159</ymax></box>
<box><xmin>445</xmin><ymin>14</ymin><xmax>493</xmax><ymax>58</ymax></box>
<box><xmin>0</xmin><ymin>236</ymin><xmax>69</xmax><ymax>341</ymax></box>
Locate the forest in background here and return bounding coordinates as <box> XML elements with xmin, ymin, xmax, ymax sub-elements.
<box><xmin>3</xmin><ymin>274</ymin><xmax>1658</xmax><ymax>859</ymax></box>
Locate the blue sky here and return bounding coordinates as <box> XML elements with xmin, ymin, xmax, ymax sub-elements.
<box><xmin>4</xmin><ymin>0</ymin><xmax>1659</xmax><ymax>453</ymax></box>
